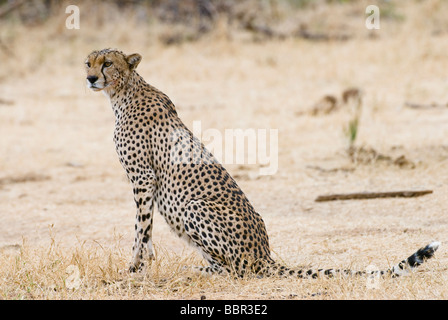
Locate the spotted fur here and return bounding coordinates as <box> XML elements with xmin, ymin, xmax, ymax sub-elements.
<box><xmin>85</xmin><ymin>48</ymin><xmax>439</xmax><ymax>278</ymax></box>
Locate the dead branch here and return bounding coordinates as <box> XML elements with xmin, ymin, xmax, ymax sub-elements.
<box><xmin>315</xmin><ymin>190</ymin><xmax>433</xmax><ymax>202</ymax></box>
<box><xmin>405</xmin><ymin>101</ymin><xmax>448</xmax><ymax>109</ymax></box>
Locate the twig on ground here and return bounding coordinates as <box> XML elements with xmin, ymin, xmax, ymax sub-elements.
<box><xmin>405</xmin><ymin>101</ymin><xmax>448</xmax><ymax>109</ymax></box>
<box><xmin>315</xmin><ymin>190</ymin><xmax>433</xmax><ymax>202</ymax></box>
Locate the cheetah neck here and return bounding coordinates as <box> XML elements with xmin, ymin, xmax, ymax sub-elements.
<box><xmin>106</xmin><ymin>71</ymin><xmax>146</xmax><ymax>121</ymax></box>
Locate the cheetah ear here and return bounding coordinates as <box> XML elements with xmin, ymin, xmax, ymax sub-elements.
<box><xmin>126</xmin><ymin>53</ymin><xmax>142</xmax><ymax>71</ymax></box>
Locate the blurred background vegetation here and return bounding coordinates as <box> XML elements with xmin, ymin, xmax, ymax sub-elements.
<box><xmin>0</xmin><ymin>0</ymin><xmax>447</xmax><ymax>81</ymax></box>
<box><xmin>0</xmin><ymin>0</ymin><xmax>363</xmax><ymax>28</ymax></box>
<box><xmin>0</xmin><ymin>0</ymin><xmax>412</xmax><ymax>47</ymax></box>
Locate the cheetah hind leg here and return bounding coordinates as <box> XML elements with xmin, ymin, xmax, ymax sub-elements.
<box><xmin>181</xmin><ymin>200</ymin><xmax>233</xmax><ymax>277</ymax></box>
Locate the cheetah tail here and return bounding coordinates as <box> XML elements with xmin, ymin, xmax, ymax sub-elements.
<box><xmin>268</xmin><ymin>241</ymin><xmax>440</xmax><ymax>279</ymax></box>
<box><xmin>387</xmin><ymin>240</ymin><xmax>440</xmax><ymax>277</ymax></box>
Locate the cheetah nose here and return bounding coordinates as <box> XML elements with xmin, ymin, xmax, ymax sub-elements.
<box><xmin>87</xmin><ymin>75</ymin><xmax>98</xmax><ymax>84</ymax></box>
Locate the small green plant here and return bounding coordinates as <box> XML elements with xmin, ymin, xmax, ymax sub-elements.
<box><xmin>346</xmin><ymin>116</ymin><xmax>359</xmax><ymax>147</ymax></box>
<box><xmin>344</xmin><ymin>94</ymin><xmax>362</xmax><ymax>148</ymax></box>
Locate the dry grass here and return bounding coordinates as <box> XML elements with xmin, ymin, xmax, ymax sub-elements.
<box><xmin>1</xmin><ymin>0</ymin><xmax>448</xmax><ymax>299</ymax></box>
<box><xmin>1</xmin><ymin>237</ymin><xmax>447</xmax><ymax>300</ymax></box>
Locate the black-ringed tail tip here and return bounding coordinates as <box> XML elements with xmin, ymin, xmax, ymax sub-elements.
<box><xmin>391</xmin><ymin>241</ymin><xmax>441</xmax><ymax>277</ymax></box>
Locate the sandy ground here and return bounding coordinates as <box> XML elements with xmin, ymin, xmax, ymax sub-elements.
<box><xmin>1</xmin><ymin>1</ymin><xmax>448</xmax><ymax>299</ymax></box>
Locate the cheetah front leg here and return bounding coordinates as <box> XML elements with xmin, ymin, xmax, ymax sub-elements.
<box><xmin>129</xmin><ymin>179</ymin><xmax>156</xmax><ymax>273</ymax></box>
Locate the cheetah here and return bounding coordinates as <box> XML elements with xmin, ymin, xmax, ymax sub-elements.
<box><xmin>85</xmin><ymin>48</ymin><xmax>439</xmax><ymax>278</ymax></box>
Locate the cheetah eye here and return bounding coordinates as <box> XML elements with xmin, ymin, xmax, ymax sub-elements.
<box><xmin>85</xmin><ymin>61</ymin><xmax>91</xmax><ymax>68</ymax></box>
<box><xmin>104</xmin><ymin>61</ymin><xmax>113</xmax><ymax>67</ymax></box>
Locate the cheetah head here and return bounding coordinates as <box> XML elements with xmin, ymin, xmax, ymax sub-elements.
<box><xmin>85</xmin><ymin>48</ymin><xmax>141</xmax><ymax>94</ymax></box>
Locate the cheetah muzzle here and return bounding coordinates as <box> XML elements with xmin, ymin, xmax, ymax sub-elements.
<box><xmin>85</xmin><ymin>48</ymin><xmax>440</xmax><ymax>278</ymax></box>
